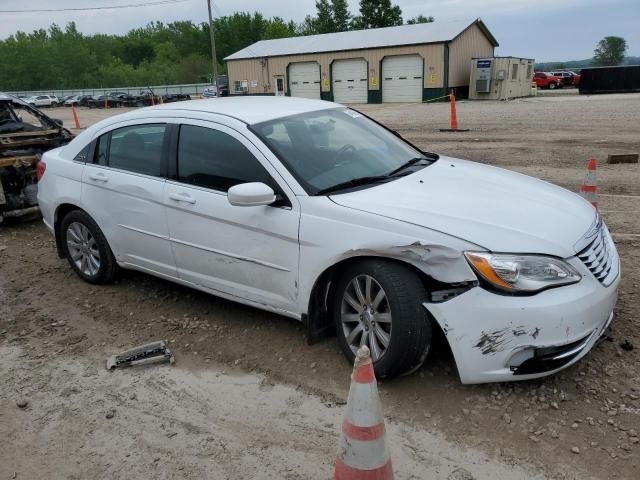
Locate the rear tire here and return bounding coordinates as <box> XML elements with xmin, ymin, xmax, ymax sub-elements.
<box><xmin>333</xmin><ymin>260</ymin><xmax>432</xmax><ymax>379</ymax></box>
<box><xmin>50</xmin><ymin>102</ymin><xmax>58</xmax><ymax>107</ymax></box>
<box><xmin>549</xmin><ymin>82</ymin><xmax>557</xmax><ymax>90</ymax></box>
<box><xmin>60</xmin><ymin>210</ymin><xmax>119</xmax><ymax>284</ymax></box>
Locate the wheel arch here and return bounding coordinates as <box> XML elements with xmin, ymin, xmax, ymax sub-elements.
<box><xmin>302</xmin><ymin>254</ymin><xmax>465</xmax><ymax>344</ymax></box>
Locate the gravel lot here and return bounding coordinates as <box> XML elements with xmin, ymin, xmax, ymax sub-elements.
<box><xmin>1</xmin><ymin>91</ymin><xmax>639</xmax><ymax>479</ymax></box>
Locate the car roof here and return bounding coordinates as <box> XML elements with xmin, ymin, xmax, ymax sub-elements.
<box><xmin>150</xmin><ymin>96</ymin><xmax>341</xmax><ymax>125</ymax></box>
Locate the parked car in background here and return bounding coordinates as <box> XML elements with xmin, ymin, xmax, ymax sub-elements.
<box><xmin>163</xmin><ymin>93</ymin><xmax>191</xmax><ymax>103</ymax></box>
<box><xmin>550</xmin><ymin>71</ymin><xmax>579</xmax><ymax>87</ymax></box>
<box><xmin>533</xmin><ymin>72</ymin><xmax>563</xmax><ymax>89</ymax></box>
<box><xmin>25</xmin><ymin>95</ymin><xmax>61</xmax><ymax>107</ymax></box>
<box><xmin>216</xmin><ymin>75</ymin><xmax>229</xmax><ymax>96</ymax></box>
<box><xmin>37</xmin><ymin>97</ymin><xmax>619</xmax><ymax>384</ymax></box>
<box><xmin>132</xmin><ymin>90</ymin><xmax>161</xmax><ymax>107</ymax></box>
<box><xmin>64</xmin><ymin>96</ymin><xmax>80</xmax><ymax>106</ymax></box>
<box><xmin>89</xmin><ymin>95</ymin><xmax>123</xmax><ymax>109</ymax></box>
<box><xmin>202</xmin><ymin>86</ymin><xmax>217</xmax><ymax>98</ymax></box>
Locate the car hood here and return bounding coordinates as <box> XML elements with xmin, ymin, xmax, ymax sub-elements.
<box><xmin>330</xmin><ymin>157</ymin><xmax>596</xmax><ymax>258</ymax></box>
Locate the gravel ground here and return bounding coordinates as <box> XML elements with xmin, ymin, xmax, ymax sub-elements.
<box><xmin>1</xmin><ymin>92</ymin><xmax>639</xmax><ymax>479</ymax></box>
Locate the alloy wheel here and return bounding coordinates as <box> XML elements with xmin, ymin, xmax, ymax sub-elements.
<box><xmin>340</xmin><ymin>274</ymin><xmax>392</xmax><ymax>361</ymax></box>
<box><xmin>66</xmin><ymin>222</ymin><xmax>101</xmax><ymax>277</ymax></box>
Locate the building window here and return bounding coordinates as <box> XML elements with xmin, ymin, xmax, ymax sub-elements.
<box><xmin>234</xmin><ymin>80</ymin><xmax>248</xmax><ymax>94</ymax></box>
<box><xmin>511</xmin><ymin>64</ymin><xmax>519</xmax><ymax>80</ymax></box>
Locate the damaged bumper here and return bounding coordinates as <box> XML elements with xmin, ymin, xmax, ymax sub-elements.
<box><xmin>425</xmin><ymin>257</ymin><xmax>620</xmax><ymax>384</ymax></box>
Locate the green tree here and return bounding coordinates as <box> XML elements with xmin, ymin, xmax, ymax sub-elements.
<box><xmin>352</xmin><ymin>0</ymin><xmax>403</xmax><ymax>30</ymax></box>
<box><xmin>332</xmin><ymin>0</ymin><xmax>352</xmax><ymax>31</ymax></box>
<box><xmin>300</xmin><ymin>0</ymin><xmax>353</xmax><ymax>35</ymax></box>
<box><xmin>593</xmin><ymin>36</ymin><xmax>627</xmax><ymax>66</ymax></box>
<box><xmin>264</xmin><ymin>17</ymin><xmax>297</xmax><ymax>39</ymax></box>
<box><xmin>407</xmin><ymin>14</ymin><xmax>434</xmax><ymax>24</ymax></box>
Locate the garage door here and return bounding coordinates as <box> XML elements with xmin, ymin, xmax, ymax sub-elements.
<box><xmin>332</xmin><ymin>59</ymin><xmax>368</xmax><ymax>104</ymax></box>
<box><xmin>289</xmin><ymin>62</ymin><xmax>321</xmax><ymax>99</ymax></box>
<box><xmin>382</xmin><ymin>55</ymin><xmax>423</xmax><ymax>103</ymax></box>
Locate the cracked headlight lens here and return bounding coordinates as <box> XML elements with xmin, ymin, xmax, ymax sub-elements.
<box><xmin>464</xmin><ymin>252</ymin><xmax>581</xmax><ymax>293</ymax></box>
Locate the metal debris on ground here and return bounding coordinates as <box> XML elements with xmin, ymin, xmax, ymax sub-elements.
<box><xmin>106</xmin><ymin>340</ymin><xmax>175</xmax><ymax>370</ymax></box>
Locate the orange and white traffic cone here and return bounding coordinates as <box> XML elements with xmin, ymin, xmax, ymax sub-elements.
<box><xmin>579</xmin><ymin>158</ymin><xmax>598</xmax><ymax>208</ymax></box>
<box><xmin>449</xmin><ymin>89</ymin><xmax>458</xmax><ymax>130</ymax></box>
<box><xmin>334</xmin><ymin>346</ymin><xmax>393</xmax><ymax>480</ymax></box>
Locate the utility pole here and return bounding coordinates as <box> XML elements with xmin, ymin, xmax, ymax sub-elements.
<box><xmin>206</xmin><ymin>0</ymin><xmax>219</xmax><ymax>94</ymax></box>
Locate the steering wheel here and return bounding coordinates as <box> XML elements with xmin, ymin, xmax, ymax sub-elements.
<box><xmin>333</xmin><ymin>144</ymin><xmax>357</xmax><ymax>167</ymax></box>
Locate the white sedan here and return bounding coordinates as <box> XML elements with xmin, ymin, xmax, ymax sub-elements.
<box><xmin>37</xmin><ymin>97</ymin><xmax>620</xmax><ymax>383</ymax></box>
<box><xmin>25</xmin><ymin>94</ymin><xmax>60</xmax><ymax>107</ymax></box>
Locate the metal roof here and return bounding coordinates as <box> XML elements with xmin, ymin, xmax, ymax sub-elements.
<box><xmin>225</xmin><ymin>18</ymin><xmax>498</xmax><ymax>61</ymax></box>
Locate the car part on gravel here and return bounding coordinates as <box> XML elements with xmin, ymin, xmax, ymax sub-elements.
<box><xmin>0</xmin><ymin>93</ymin><xmax>73</xmax><ymax>223</ymax></box>
<box><xmin>106</xmin><ymin>340</ymin><xmax>175</xmax><ymax>370</ymax></box>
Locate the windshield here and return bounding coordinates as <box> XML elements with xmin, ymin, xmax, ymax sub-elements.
<box><xmin>252</xmin><ymin>108</ymin><xmax>430</xmax><ymax>194</ymax></box>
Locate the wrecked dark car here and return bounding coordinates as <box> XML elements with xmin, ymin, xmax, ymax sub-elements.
<box><xmin>0</xmin><ymin>93</ymin><xmax>73</xmax><ymax>223</ymax></box>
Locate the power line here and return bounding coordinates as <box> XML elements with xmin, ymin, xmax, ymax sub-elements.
<box><xmin>0</xmin><ymin>0</ymin><xmax>192</xmax><ymax>14</ymax></box>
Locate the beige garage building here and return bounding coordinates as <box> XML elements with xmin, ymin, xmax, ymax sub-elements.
<box><xmin>224</xmin><ymin>18</ymin><xmax>498</xmax><ymax>103</ymax></box>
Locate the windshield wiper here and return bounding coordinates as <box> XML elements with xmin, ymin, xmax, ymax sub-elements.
<box><xmin>386</xmin><ymin>157</ymin><xmax>431</xmax><ymax>177</ymax></box>
<box><xmin>315</xmin><ymin>175</ymin><xmax>392</xmax><ymax>195</ymax></box>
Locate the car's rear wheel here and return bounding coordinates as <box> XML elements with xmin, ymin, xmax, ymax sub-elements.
<box><xmin>549</xmin><ymin>82</ymin><xmax>557</xmax><ymax>89</ymax></box>
<box><xmin>50</xmin><ymin>102</ymin><xmax>58</xmax><ymax>107</ymax></box>
<box><xmin>333</xmin><ymin>260</ymin><xmax>432</xmax><ymax>379</ymax></box>
<box><xmin>60</xmin><ymin>210</ymin><xmax>119</xmax><ymax>284</ymax></box>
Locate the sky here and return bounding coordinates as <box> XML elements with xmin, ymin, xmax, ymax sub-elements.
<box><xmin>0</xmin><ymin>0</ymin><xmax>638</xmax><ymax>62</ymax></box>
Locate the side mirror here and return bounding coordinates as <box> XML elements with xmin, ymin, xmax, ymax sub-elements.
<box><xmin>227</xmin><ymin>182</ymin><xmax>276</xmax><ymax>207</ymax></box>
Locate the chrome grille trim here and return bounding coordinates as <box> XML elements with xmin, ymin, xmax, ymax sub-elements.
<box><xmin>576</xmin><ymin>218</ymin><xmax>619</xmax><ymax>287</ymax></box>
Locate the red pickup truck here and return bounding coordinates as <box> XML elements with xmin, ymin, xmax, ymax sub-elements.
<box><xmin>533</xmin><ymin>72</ymin><xmax>564</xmax><ymax>89</ymax></box>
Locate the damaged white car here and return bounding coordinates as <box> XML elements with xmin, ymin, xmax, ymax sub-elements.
<box><xmin>37</xmin><ymin>97</ymin><xmax>620</xmax><ymax>384</ymax></box>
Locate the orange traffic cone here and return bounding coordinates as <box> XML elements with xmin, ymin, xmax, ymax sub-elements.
<box><xmin>334</xmin><ymin>346</ymin><xmax>393</xmax><ymax>480</ymax></box>
<box><xmin>440</xmin><ymin>89</ymin><xmax>469</xmax><ymax>132</ymax></box>
<box><xmin>579</xmin><ymin>158</ymin><xmax>598</xmax><ymax>208</ymax></box>
<box><xmin>71</xmin><ymin>104</ymin><xmax>81</xmax><ymax>128</ymax></box>
<box><xmin>450</xmin><ymin>89</ymin><xmax>458</xmax><ymax>130</ymax></box>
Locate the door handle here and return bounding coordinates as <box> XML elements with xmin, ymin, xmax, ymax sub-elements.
<box><xmin>88</xmin><ymin>172</ymin><xmax>109</xmax><ymax>182</ymax></box>
<box><xmin>168</xmin><ymin>192</ymin><xmax>196</xmax><ymax>204</ymax></box>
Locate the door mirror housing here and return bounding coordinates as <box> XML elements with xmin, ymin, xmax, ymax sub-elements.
<box><xmin>227</xmin><ymin>182</ymin><xmax>276</xmax><ymax>207</ymax></box>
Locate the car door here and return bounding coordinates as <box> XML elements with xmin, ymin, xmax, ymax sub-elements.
<box><xmin>164</xmin><ymin>120</ymin><xmax>301</xmax><ymax>315</ymax></box>
<box><xmin>81</xmin><ymin>121</ymin><xmax>177</xmax><ymax>278</ymax></box>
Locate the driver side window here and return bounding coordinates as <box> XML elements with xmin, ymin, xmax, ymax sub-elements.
<box><xmin>177</xmin><ymin>125</ymin><xmax>273</xmax><ymax>193</ymax></box>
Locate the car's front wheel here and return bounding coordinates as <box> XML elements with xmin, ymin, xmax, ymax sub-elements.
<box><xmin>333</xmin><ymin>260</ymin><xmax>432</xmax><ymax>378</ymax></box>
<box><xmin>50</xmin><ymin>102</ymin><xmax>58</xmax><ymax>107</ymax></box>
<box><xmin>549</xmin><ymin>82</ymin><xmax>557</xmax><ymax>89</ymax></box>
<box><xmin>60</xmin><ymin>210</ymin><xmax>119</xmax><ymax>284</ymax></box>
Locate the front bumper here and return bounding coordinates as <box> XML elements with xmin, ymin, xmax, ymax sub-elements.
<box><xmin>425</xmin><ymin>257</ymin><xmax>620</xmax><ymax>384</ymax></box>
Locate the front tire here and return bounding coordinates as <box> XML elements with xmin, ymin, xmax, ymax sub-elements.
<box><xmin>50</xmin><ymin>102</ymin><xmax>58</xmax><ymax>107</ymax></box>
<box><xmin>333</xmin><ymin>260</ymin><xmax>432</xmax><ymax>379</ymax></box>
<box><xmin>60</xmin><ymin>210</ymin><xmax>119</xmax><ymax>284</ymax></box>
<box><xmin>549</xmin><ymin>82</ymin><xmax>557</xmax><ymax>90</ymax></box>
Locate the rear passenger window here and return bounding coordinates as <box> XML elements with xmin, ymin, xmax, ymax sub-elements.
<box><xmin>73</xmin><ymin>144</ymin><xmax>91</xmax><ymax>163</ymax></box>
<box><xmin>107</xmin><ymin>124</ymin><xmax>166</xmax><ymax>177</ymax></box>
<box><xmin>177</xmin><ymin>125</ymin><xmax>272</xmax><ymax>192</ymax></box>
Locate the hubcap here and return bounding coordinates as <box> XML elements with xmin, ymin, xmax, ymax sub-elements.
<box><xmin>66</xmin><ymin>222</ymin><xmax>100</xmax><ymax>277</ymax></box>
<box><xmin>341</xmin><ymin>274</ymin><xmax>392</xmax><ymax>361</ymax></box>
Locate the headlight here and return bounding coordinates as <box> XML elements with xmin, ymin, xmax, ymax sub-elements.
<box><xmin>464</xmin><ymin>252</ymin><xmax>581</xmax><ymax>293</ymax></box>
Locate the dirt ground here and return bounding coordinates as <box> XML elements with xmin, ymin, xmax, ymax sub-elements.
<box><xmin>1</xmin><ymin>91</ymin><xmax>639</xmax><ymax>479</ymax></box>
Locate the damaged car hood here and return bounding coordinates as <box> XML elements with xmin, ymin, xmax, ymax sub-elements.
<box><xmin>329</xmin><ymin>157</ymin><xmax>595</xmax><ymax>258</ymax></box>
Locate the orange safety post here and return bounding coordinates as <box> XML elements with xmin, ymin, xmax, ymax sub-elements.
<box><xmin>104</xmin><ymin>96</ymin><xmax>108</xmax><ymax>109</ymax></box>
<box><xmin>449</xmin><ymin>89</ymin><xmax>458</xmax><ymax>130</ymax></box>
<box><xmin>71</xmin><ymin>104</ymin><xmax>81</xmax><ymax>128</ymax></box>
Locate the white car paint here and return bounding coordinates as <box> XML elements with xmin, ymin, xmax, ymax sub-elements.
<box><xmin>37</xmin><ymin>96</ymin><xmax>620</xmax><ymax>384</ymax></box>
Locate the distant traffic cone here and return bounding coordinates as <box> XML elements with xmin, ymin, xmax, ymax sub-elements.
<box><xmin>579</xmin><ymin>158</ymin><xmax>598</xmax><ymax>208</ymax></box>
<box><xmin>449</xmin><ymin>89</ymin><xmax>458</xmax><ymax>130</ymax></box>
<box><xmin>71</xmin><ymin>104</ymin><xmax>81</xmax><ymax>128</ymax></box>
<box><xmin>334</xmin><ymin>346</ymin><xmax>393</xmax><ymax>480</ymax></box>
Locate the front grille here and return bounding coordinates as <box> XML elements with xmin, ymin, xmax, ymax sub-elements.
<box><xmin>577</xmin><ymin>219</ymin><xmax>619</xmax><ymax>287</ymax></box>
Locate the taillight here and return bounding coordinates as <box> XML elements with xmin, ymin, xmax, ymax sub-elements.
<box><xmin>36</xmin><ymin>160</ymin><xmax>46</xmax><ymax>182</ymax></box>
